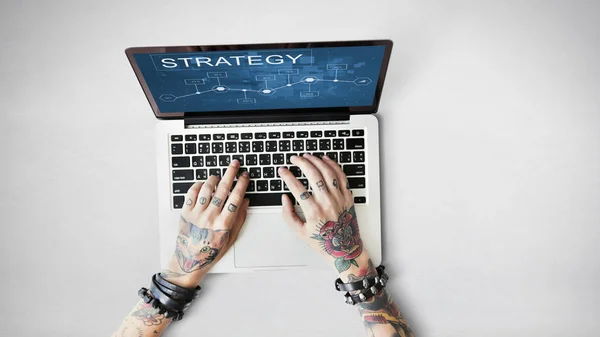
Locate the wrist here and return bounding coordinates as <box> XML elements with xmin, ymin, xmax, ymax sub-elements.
<box><xmin>336</xmin><ymin>253</ymin><xmax>374</xmax><ymax>282</ymax></box>
<box><xmin>161</xmin><ymin>258</ymin><xmax>206</xmax><ymax>288</ymax></box>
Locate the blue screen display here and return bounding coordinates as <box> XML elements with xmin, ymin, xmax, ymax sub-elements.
<box><xmin>133</xmin><ymin>45</ymin><xmax>386</xmax><ymax>113</ymax></box>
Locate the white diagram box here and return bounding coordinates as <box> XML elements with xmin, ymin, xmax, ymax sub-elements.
<box><xmin>327</xmin><ymin>64</ymin><xmax>348</xmax><ymax>70</ymax></box>
<box><xmin>237</xmin><ymin>98</ymin><xmax>257</xmax><ymax>104</ymax></box>
<box><xmin>255</xmin><ymin>74</ymin><xmax>277</xmax><ymax>81</ymax></box>
<box><xmin>300</xmin><ymin>91</ymin><xmax>320</xmax><ymax>98</ymax></box>
<box><xmin>207</xmin><ymin>72</ymin><xmax>228</xmax><ymax>78</ymax></box>
<box><xmin>184</xmin><ymin>79</ymin><xmax>205</xmax><ymax>85</ymax></box>
<box><xmin>159</xmin><ymin>94</ymin><xmax>177</xmax><ymax>102</ymax></box>
<box><xmin>278</xmin><ymin>69</ymin><xmax>300</xmax><ymax>75</ymax></box>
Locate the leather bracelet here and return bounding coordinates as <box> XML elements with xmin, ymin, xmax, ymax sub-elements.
<box><xmin>156</xmin><ymin>273</ymin><xmax>201</xmax><ymax>299</ymax></box>
<box><xmin>343</xmin><ymin>281</ymin><xmax>385</xmax><ymax>305</ymax></box>
<box><xmin>149</xmin><ymin>281</ymin><xmax>191</xmax><ymax>312</ymax></box>
<box><xmin>152</xmin><ymin>274</ymin><xmax>198</xmax><ymax>302</ymax></box>
<box><xmin>138</xmin><ymin>287</ymin><xmax>185</xmax><ymax>321</ymax></box>
<box><xmin>335</xmin><ymin>265</ymin><xmax>388</xmax><ymax>292</ymax></box>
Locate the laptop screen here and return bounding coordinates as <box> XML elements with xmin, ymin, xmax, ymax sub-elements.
<box><xmin>126</xmin><ymin>41</ymin><xmax>392</xmax><ymax>118</ymax></box>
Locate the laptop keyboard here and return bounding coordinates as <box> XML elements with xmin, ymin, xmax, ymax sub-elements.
<box><xmin>170</xmin><ymin>129</ymin><xmax>367</xmax><ymax>209</ymax></box>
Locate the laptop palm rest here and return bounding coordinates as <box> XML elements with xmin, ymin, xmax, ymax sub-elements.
<box><xmin>233</xmin><ymin>210</ymin><xmax>317</xmax><ymax>268</ymax></box>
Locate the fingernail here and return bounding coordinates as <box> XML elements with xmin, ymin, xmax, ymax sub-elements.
<box><xmin>231</xmin><ymin>159</ymin><xmax>240</xmax><ymax>167</ymax></box>
<box><xmin>278</xmin><ymin>166</ymin><xmax>288</xmax><ymax>172</ymax></box>
<box><xmin>303</xmin><ymin>153</ymin><xmax>311</xmax><ymax>157</ymax></box>
<box><xmin>290</xmin><ymin>155</ymin><xmax>297</xmax><ymax>160</ymax></box>
<box><xmin>322</xmin><ymin>155</ymin><xmax>330</xmax><ymax>161</ymax></box>
<box><xmin>242</xmin><ymin>171</ymin><xmax>249</xmax><ymax>177</ymax></box>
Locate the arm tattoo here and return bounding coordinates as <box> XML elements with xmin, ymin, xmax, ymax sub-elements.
<box><xmin>348</xmin><ymin>262</ymin><xmax>414</xmax><ymax>337</ymax></box>
<box><xmin>160</xmin><ymin>269</ymin><xmax>187</xmax><ymax>278</ymax></box>
<box><xmin>130</xmin><ymin>302</ymin><xmax>165</xmax><ymax>326</ymax></box>
<box><xmin>300</xmin><ymin>192</ymin><xmax>311</xmax><ymax>200</ymax></box>
<box><xmin>199</xmin><ymin>197</ymin><xmax>207</xmax><ymax>205</ymax></box>
<box><xmin>211</xmin><ymin>196</ymin><xmax>222</xmax><ymax>206</ymax></box>
<box><xmin>315</xmin><ymin>180</ymin><xmax>325</xmax><ymax>191</ymax></box>
<box><xmin>332</xmin><ymin>178</ymin><xmax>339</xmax><ymax>190</ymax></box>
<box><xmin>227</xmin><ymin>203</ymin><xmax>237</xmax><ymax>212</ymax></box>
<box><xmin>310</xmin><ymin>206</ymin><xmax>362</xmax><ymax>272</ymax></box>
<box><xmin>174</xmin><ymin>216</ymin><xmax>230</xmax><ymax>273</ymax></box>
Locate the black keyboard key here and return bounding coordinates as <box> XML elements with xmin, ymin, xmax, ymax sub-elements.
<box><xmin>252</xmin><ymin>141</ymin><xmax>264</xmax><ymax>152</ymax></box>
<box><xmin>326</xmin><ymin>152</ymin><xmax>338</xmax><ymax>162</ymax></box>
<box><xmin>191</xmin><ymin>156</ymin><xmax>204</xmax><ymax>167</ymax></box>
<box><xmin>237</xmin><ymin>167</ymin><xmax>248</xmax><ymax>177</ymax></box>
<box><xmin>289</xmin><ymin>166</ymin><xmax>302</xmax><ymax>177</ymax></box>
<box><xmin>270</xmin><ymin>180</ymin><xmax>282</xmax><ymax>191</ymax></box>
<box><xmin>209</xmin><ymin>168</ymin><xmax>221</xmax><ymax>177</ymax></box>
<box><xmin>352</xmin><ymin>130</ymin><xmax>365</xmax><ymax>136</ymax></box>
<box><xmin>255</xmin><ymin>132</ymin><xmax>267</xmax><ymax>139</ymax></box>
<box><xmin>222</xmin><ymin>168</ymin><xmax>228</xmax><ymax>176</ymax></box>
<box><xmin>283</xmin><ymin>181</ymin><xmax>289</xmax><ymax>190</ymax></box>
<box><xmin>263</xmin><ymin>167</ymin><xmax>275</xmax><ymax>178</ymax></box>
<box><xmin>339</xmin><ymin>130</ymin><xmax>351</xmax><ymax>137</ymax></box>
<box><xmin>247</xmin><ymin>180</ymin><xmax>255</xmax><ymax>192</ymax></box>
<box><xmin>196</xmin><ymin>169</ymin><xmax>208</xmax><ymax>180</ymax></box>
<box><xmin>225</xmin><ymin>142</ymin><xmax>237</xmax><ymax>153</ymax></box>
<box><xmin>319</xmin><ymin>139</ymin><xmax>331</xmax><ymax>151</ymax></box>
<box><xmin>276</xmin><ymin>166</ymin><xmax>283</xmax><ymax>178</ymax></box>
<box><xmin>306</xmin><ymin>140</ymin><xmax>318</xmax><ymax>151</ymax></box>
<box><xmin>333</xmin><ymin>139</ymin><xmax>345</xmax><ymax>150</ymax></box>
<box><xmin>232</xmin><ymin>155</ymin><xmax>244</xmax><ymax>165</ymax></box>
<box><xmin>296</xmin><ymin>131</ymin><xmax>308</xmax><ymax>138</ymax></box>
<box><xmin>172</xmin><ymin>157</ymin><xmax>190</xmax><ymax>168</ymax></box>
<box><xmin>239</xmin><ymin>141</ymin><xmax>251</xmax><ymax>153</ymax></box>
<box><xmin>249</xmin><ymin>167</ymin><xmax>261</xmax><ymax>179</ymax></box>
<box><xmin>324</xmin><ymin>130</ymin><xmax>336</xmax><ymax>137</ymax></box>
<box><xmin>173</xmin><ymin>182</ymin><xmax>194</xmax><ymax>194</ymax></box>
<box><xmin>340</xmin><ymin>152</ymin><xmax>352</xmax><ymax>163</ymax></box>
<box><xmin>185</xmin><ymin>134</ymin><xmax>197</xmax><ymax>141</ymax></box>
<box><xmin>313</xmin><ymin>152</ymin><xmax>325</xmax><ymax>159</ymax></box>
<box><xmin>241</xmin><ymin>133</ymin><xmax>253</xmax><ymax>140</ymax></box>
<box><xmin>219</xmin><ymin>155</ymin><xmax>231</xmax><ymax>166</ymax></box>
<box><xmin>268</xmin><ymin>132</ymin><xmax>281</xmax><ymax>139</ymax></box>
<box><xmin>185</xmin><ymin>143</ymin><xmax>197</xmax><ymax>154</ymax></box>
<box><xmin>259</xmin><ymin>154</ymin><xmax>271</xmax><ymax>165</ymax></box>
<box><xmin>245</xmin><ymin>193</ymin><xmax>295</xmax><ymax>206</ymax></box>
<box><xmin>283</xmin><ymin>131</ymin><xmax>294</xmax><ymax>138</ymax></box>
<box><xmin>227</xmin><ymin>133</ymin><xmax>239</xmax><ymax>140</ymax></box>
<box><xmin>354</xmin><ymin>196</ymin><xmax>366</xmax><ymax>204</ymax></box>
<box><xmin>171</xmin><ymin>135</ymin><xmax>183</xmax><ymax>141</ymax></box>
<box><xmin>346</xmin><ymin>138</ymin><xmax>365</xmax><ymax>150</ymax></box>
<box><xmin>343</xmin><ymin>164</ymin><xmax>366</xmax><ymax>176</ymax></box>
<box><xmin>256</xmin><ymin>180</ymin><xmax>269</xmax><ymax>192</ymax></box>
<box><xmin>173</xmin><ymin>170</ymin><xmax>194</xmax><ymax>181</ymax></box>
<box><xmin>199</xmin><ymin>134</ymin><xmax>211</xmax><ymax>141</ymax></box>
<box><xmin>212</xmin><ymin>142</ymin><xmax>224</xmax><ymax>153</ymax></box>
<box><xmin>266</xmin><ymin>141</ymin><xmax>277</xmax><ymax>152</ymax></box>
<box><xmin>171</xmin><ymin>143</ymin><xmax>183</xmax><ymax>155</ymax></box>
<box><xmin>279</xmin><ymin>140</ymin><xmax>291</xmax><ymax>152</ymax></box>
<box><xmin>214</xmin><ymin>134</ymin><xmax>225</xmax><ymax>140</ymax></box>
<box><xmin>205</xmin><ymin>156</ymin><xmax>217</xmax><ymax>167</ymax></box>
<box><xmin>173</xmin><ymin>196</ymin><xmax>185</xmax><ymax>209</ymax></box>
<box><xmin>348</xmin><ymin>177</ymin><xmax>366</xmax><ymax>189</ymax></box>
<box><xmin>246</xmin><ymin>154</ymin><xmax>258</xmax><ymax>166</ymax></box>
<box><xmin>310</xmin><ymin>131</ymin><xmax>323</xmax><ymax>137</ymax></box>
<box><xmin>286</xmin><ymin>153</ymin><xmax>297</xmax><ymax>164</ymax></box>
<box><xmin>198</xmin><ymin>143</ymin><xmax>210</xmax><ymax>154</ymax></box>
<box><xmin>273</xmin><ymin>153</ymin><xmax>285</xmax><ymax>165</ymax></box>
<box><xmin>353</xmin><ymin>151</ymin><xmax>365</xmax><ymax>163</ymax></box>
<box><xmin>293</xmin><ymin>140</ymin><xmax>304</xmax><ymax>151</ymax></box>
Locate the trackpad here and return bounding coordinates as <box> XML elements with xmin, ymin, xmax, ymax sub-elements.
<box><xmin>234</xmin><ymin>211</ymin><xmax>314</xmax><ymax>268</ymax></box>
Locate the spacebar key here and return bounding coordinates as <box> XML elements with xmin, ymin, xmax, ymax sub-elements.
<box><xmin>245</xmin><ymin>193</ymin><xmax>295</xmax><ymax>206</ymax></box>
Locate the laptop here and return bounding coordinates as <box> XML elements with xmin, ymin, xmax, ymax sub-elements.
<box><xmin>125</xmin><ymin>40</ymin><xmax>393</xmax><ymax>272</ymax></box>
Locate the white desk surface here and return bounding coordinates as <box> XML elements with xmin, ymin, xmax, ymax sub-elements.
<box><xmin>1</xmin><ymin>1</ymin><xmax>599</xmax><ymax>336</ymax></box>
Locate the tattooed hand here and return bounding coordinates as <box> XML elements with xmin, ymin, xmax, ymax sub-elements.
<box><xmin>163</xmin><ymin>160</ymin><xmax>250</xmax><ymax>288</ymax></box>
<box><xmin>279</xmin><ymin>154</ymin><xmax>369</xmax><ymax>277</ymax></box>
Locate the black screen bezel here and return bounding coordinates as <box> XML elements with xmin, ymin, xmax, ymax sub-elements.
<box><xmin>125</xmin><ymin>39</ymin><xmax>393</xmax><ymax>119</ymax></box>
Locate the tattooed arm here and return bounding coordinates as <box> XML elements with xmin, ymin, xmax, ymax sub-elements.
<box><xmin>279</xmin><ymin>154</ymin><xmax>414</xmax><ymax>337</ymax></box>
<box><xmin>113</xmin><ymin>161</ymin><xmax>250</xmax><ymax>337</ymax></box>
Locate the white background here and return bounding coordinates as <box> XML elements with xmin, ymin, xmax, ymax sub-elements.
<box><xmin>1</xmin><ymin>1</ymin><xmax>599</xmax><ymax>336</ymax></box>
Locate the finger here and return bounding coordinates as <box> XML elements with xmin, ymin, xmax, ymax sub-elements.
<box><xmin>322</xmin><ymin>155</ymin><xmax>353</xmax><ymax>201</ymax></box>
<box><xmin>221</xmin><ymin>170</ymin><xmax>250</xmax><ymax>224</ymax></box>
<box><xmin>278</xmin><ymin>166</ymin><xmax>315</xmax><ymax>210</ymax></box>
<box><xmin>303</xmin><ymin>154</ymin><xmax>342</xmax><ymax>198</ymax></box>
<box><xmin>290</xmin><ymin>155</ymin><xmax>328</xmax><ymax>196</ymax></box>
<box><xmin>281</xmin><ymin>194</ymin><xmax>304</xmax><ymax>237</ymax></box>
<box><xmin>182</xmin><ymin>181</ymin><xmax>203</xmax><ymax>212</ymax></box>
<box><xmin>193</xmin><ymin>175</ymin><xmax>220</xmax><ymax>212</ymax></box>
<box><xmin>225</xmin><ymin>198</ymin><xmax>250</xmax><ymax>251</ymax></box>
<box><xmin>210</xmin><ymin>160</ymin><xmax>240</xmax><ymax>211</ymax></box>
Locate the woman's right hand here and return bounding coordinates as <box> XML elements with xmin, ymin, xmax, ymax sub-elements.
<box><xmin>278</xmin><ymin>154</ymin><xmax>370</xmax><ymax>279</ymax></box>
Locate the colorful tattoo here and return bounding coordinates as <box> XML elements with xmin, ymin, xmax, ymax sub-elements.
<box><xmin>175</xmin><ymin>216</ymin><xmax>229</xmax><ymax>273</ymax></box>
<box><xmin>130</xmin><ymin>302</ymin><xmax>165</xmax><ymax>326</ymax></box>
<box><xmin>311</xmin><ymin>206</ymin><xmax>362</xmax><ymax>272</ymax></box>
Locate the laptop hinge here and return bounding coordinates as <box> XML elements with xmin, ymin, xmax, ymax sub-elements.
<box><xmin>184</xmin><ymin>113</ymin><xmax>350</xmax><ymax>127</ymax></box>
